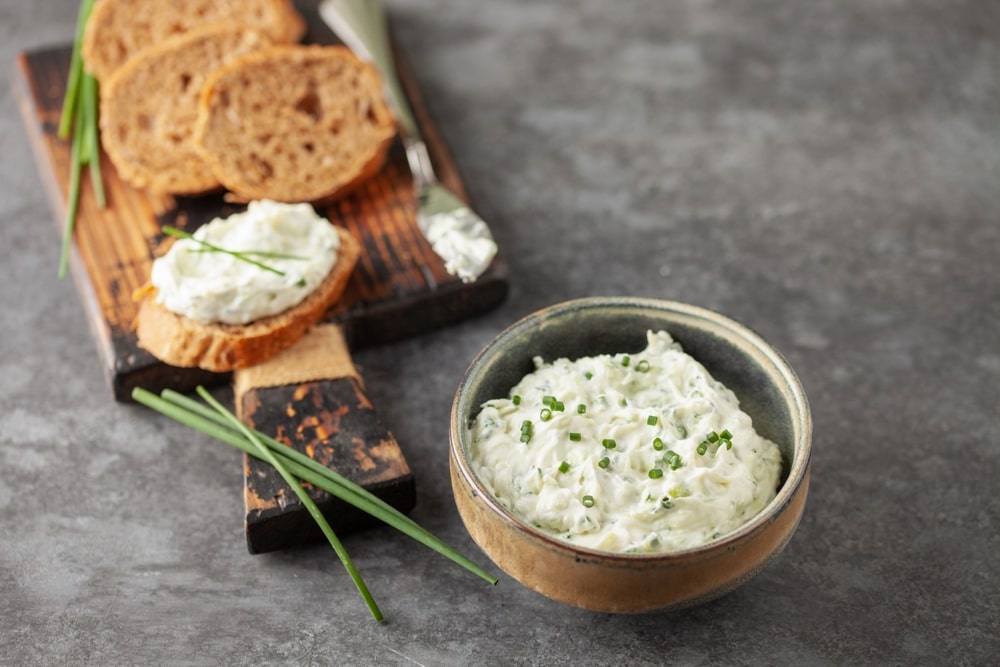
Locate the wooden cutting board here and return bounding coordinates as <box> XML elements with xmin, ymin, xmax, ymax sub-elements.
<box><xmin>12</xmin><ymin>3</ymin><xmax>507</xmax><ymax>552</ymax></box>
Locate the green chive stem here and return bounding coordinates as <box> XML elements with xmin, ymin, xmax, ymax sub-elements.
<box><xmin>163</xmin><ymin>226</ymin><xmax>290</xmax><ymax>277</ymax></box>
<box><xmin>58</xmin><ymin>0</ymin><xmax>95</xmax><ymax>139</ymax></box>
<box><xmin>194</xmin><ymin>388</ymin><xmax>382</xmax><ymax>621</ymax></box>
<box><xmin>136</xmin><ymin>388</ymin><xmax>498</xmax><ymax>587</ymax></box>
<box><xmin>58</xmin><ymin>111</ymin><xmax>85</xmax><ymax>280</ymax></box>
<box><xmin>57</xmin><ymin>0</ymin><xmax>105</xmax><ymax>278</ymax></box>
<box><xmin>81</xmin><ymin>71</ymin><xmax>105</xmax><ymax>207</ymax></box>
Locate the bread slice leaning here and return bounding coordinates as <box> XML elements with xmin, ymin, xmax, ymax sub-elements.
<box><xmin>100</xmin><ymin>25</ymin><xmax>273</xmax><ymax>196</ymax></box>
<box><xmin>82</xmin><ymin>0</ymin><xmax>305</xmax><ymax>82</ymax></box>
<box><xmin>135</xmin><ymin>227</ymin><xmax>360</xmax><ymax>372</ymax></box>
<box><xmin>194</xmin><ymin>45</ymin><xmax>397</xmax><ymax>203</ymax></box>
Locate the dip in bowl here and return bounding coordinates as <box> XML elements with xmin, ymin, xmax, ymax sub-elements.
<box><xmin>449</xmin><ymin>297</ymin><xmax>812</xmax><ymax>612</ymax></box>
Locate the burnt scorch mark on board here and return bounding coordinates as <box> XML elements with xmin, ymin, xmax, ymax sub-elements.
<box><xmin>239</xmin><ymin>378</ymin><xmax>415</xmax><ymax>553</ymax></box>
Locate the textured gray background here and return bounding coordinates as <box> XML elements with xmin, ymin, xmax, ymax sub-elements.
<box><xmin>2</xmin><ymin>0</ymin><xmax>997</xmax><ymax>665</ymax></box>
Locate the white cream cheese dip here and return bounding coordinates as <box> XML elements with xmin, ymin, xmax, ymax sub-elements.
<box><xmin>150</xmin><ymin>200</ymin><xmax>340</xmax><ymax>325</ymax></box>
<box><xmin>468</xmin><ymin>330</ymin><xmax>783</xmax><ymax>554</ymax></box>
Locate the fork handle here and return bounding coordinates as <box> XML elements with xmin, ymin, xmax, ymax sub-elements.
<box><xmin>320</xmin><ymin>0</ymin><xmax>422</xmax><ymax>141</ymax></box>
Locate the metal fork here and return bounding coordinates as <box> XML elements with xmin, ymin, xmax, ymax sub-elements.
<box><xmin>320</xmin><ymin>0</ymin><xmax>498</xmax><ymax>283</ymax></box>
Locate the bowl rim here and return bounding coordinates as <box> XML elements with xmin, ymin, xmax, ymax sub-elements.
<box><xmin>450</xmin><ymin>296</ymin><xmax>813</xmax><ymax>562</ymax></box>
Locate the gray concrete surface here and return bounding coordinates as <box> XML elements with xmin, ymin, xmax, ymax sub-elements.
<box><xmin>2</xmin><ymin>0</ymin><xmax>997</xmax><ymax>665</ymax></box>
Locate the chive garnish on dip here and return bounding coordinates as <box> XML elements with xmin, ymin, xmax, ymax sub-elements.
<box><xmin>162</xmin><ymin>226</ymin><xmax>306</xmax><ymax>280</ymax></box>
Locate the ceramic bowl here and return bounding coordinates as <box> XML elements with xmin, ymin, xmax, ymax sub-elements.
<box><xmin>449</xmin><ymin>297</ymin><xmax>812</xmax><ymax>612</ymax></box>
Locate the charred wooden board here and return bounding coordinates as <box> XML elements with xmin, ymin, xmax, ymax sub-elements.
<box><xmin>12</xmin><ymin>1</ymin><xmax>506</xmax><ymax>551</ymax></box>
<box><xmin>233</xmin><ymin>323</ymin><xmax>415</xmax><ymax>553</ymax></box>
<box><xmin>11</xmin><ymin>0</ymin><xmax>508</xmax><ymax>402</ymax></box>
<box><xmin>238</xmin><ymin>378</ymin><xmax>414</xmax><ymax>554</ymax></box>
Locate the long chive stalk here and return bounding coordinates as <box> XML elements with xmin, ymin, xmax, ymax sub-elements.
<box><xmin>81</xmin><ymin>71</ymin><xmax>105</xmax><ymax>207</ymax></box>
<box><xmin>58</xmin><ymin>111</ymin><xmax>85</xmax><ymax>280</ymax></box>
<box><xmin>58</xmin><ymin>0</ymin><xmax>105</xmax><ymax>279</ymax></box>
<box><xmin>162</xmin><ymin>226</ymin><xmax>297</xmax><ymax>278</ymax></box>
<box><xmin>58</xmin><ymin>0</ymin><xmax>94</xmax><ymax>139</ymax></box>
<box><xmin>131</xmin><ymin>387</ymin><xmax>498</xmax><ymax>585</ymax></box>
<box><xmin>158</xmin><ymin>390</ymin><xmax>498</xmax><ymax>583</ymax></box>
<box><xmin>194</xmin><ymin>387</ymin><xmax>383</xmax><ymax>621</ymax></box>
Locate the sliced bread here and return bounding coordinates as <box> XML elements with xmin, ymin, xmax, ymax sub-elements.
<box><xmin>193</xmin><ymin>45</ymin><xmax>397</xmax><ymax>203</ymax></box>
<box><xmin>135</xmin><ymin>226</ymin><xmax>360</xmax><ymax>372</ymax></box>
<box><xmin>81</xmin><ymin>0</ymin><xmax>305</xmax><ymax>82</ymax></box>
<box><xmin>100</xmin><ymin>24</ymin><xmax>273</xmax><ymax>195</ymax></box>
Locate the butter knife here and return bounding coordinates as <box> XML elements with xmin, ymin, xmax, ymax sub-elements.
<box><xmin>319</xmin><ymin>0</ymin><xmax>498</xmax><ymax>284</ymax></box>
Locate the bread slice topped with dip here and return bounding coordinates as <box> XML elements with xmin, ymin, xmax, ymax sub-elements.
<box><xmin>100</xmin><ymin>24</ymin><xmax>274</xmax><ymax>195</ymax></box>
<box><xmin>134</xmin><ymin>200</ymin><xmax>360</xmax><ymax>372</ymax></box>
<box><xmin>81</xmin><ymin>0</ymin><xmax>305</xmax><ymax>82</ymax></box>
<box><xmin>193</xmin><ymin>45</ymin><xmax>397</xmax><ymax>203</ymax></box>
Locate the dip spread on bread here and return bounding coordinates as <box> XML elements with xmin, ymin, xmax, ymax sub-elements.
<box><xmin>151</xmin><ymin>200</ymin><xmax>340</xmax><ymax>325</ymax></box>
<box><xmin>468</xmin><ymin>331</ymin><xmax>783</xmax><ymax>554</ymax></box>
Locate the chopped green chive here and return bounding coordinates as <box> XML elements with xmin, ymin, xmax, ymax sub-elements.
<box><xmin>569</xmin><ymin>432</ymin><xmax>582</xmax><ymax>442</ymax></box>
<box><xmin>539</xmin><ymin>408</ymin><xmax>552</xmax><ymax>422</ymax></box>
<box><xmin>542</xmin><ymin>395</ymin><xmax>556</xmax><ymax>407</ymax></box>
<box><xmin>581</xmin><ymin>495</ymin><xmax>595</xmax><ymax>508</ymax></box>
<box><xmin>584</xmin><ymin>371</ymin><xmax>593</xmax><ymax>380</ymax></box>
<box><xmin>577</xmin><ymin>404</ymin><xmax>587</xmax><ymax>414</ymax></box>
<box><xmin>552</xmin><ymin>400</ymin><xmax>565</xmax><ymax>412</ymax></box>
<box><xmin>698</xmin><ymin>430</ymin><xmax>734</xmax><ymax>454</ymax></box>
<box><xmin>621</xmin><ymin>355</ymin><xmax>631</xmax><ymax>367</ymax></box>
<box><xmin>661</xmin><ymin>497</ymin><xmax>673</xmax><ymax>509</ymax></box>
<box><xmin>558</xmin><ymin>461</ymin><xmax>570</xmax><ymax>474</ymax></box>
<box><xmin>512</xmin><ymin>394</ymin><xmax>521</xmax><ymax>405</ymax></box>
<box><xmin>598</xmin><ymin>456</ymin><xmax>610</xmax><ymax>469</ymax></box>
<box><xmin>647</xmin><ymin>415</ymin><xmax>658</xmax><ymax>426</ymax></box>
<box><xmin>719</xmin><ymin>429</ymin><xmax>734</xmax><ymax>449</ymax></box>
<box><xmin>652</xmin><ymin>437</ymin><xmax>664</xmax><ymax>451</ymax></box>
<box><xmin>636</xmin><ymin>360</ymin><xmax>651</xmax><ymax>373</ymax></box>
<box><xmin>648</xmin><ymin>468</ymin><xmax>664</xmax><ymax>479</ymax></box>
<box><xmin>602</xmin><ymin>438</ymin><xmax>617</xmax><ymax>450</ymax></box>
<box><xmin>520</xmin><ymin>420</ymin><xmax>533</xmax><ymax>443</ymax></box>
<box><xmin>664</xmin><ymin>450</ymin><xmax>683</xmax><ymax>470</ymax></box>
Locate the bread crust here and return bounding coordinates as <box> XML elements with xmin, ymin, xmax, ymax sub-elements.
<box><xmin>135</xmin><ymin>226</ymin><xmax>360</xmax><ymax>372</ymax></box>
<box><xmin>82</xmin><ymin>0</ymin><xmax>305</xmax><ymax>82</ymax></box>
<box><xmin>100</xmin><ymin>24</ymin><xmax>273</xmax><ymax>195</ymax></box>
<box><xmin>193</xmin><ymin>45</ymin><xmax>397</xmax><ymax>203</ymax></box>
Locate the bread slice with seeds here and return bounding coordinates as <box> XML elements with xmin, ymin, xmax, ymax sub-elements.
<box><xmin>193</xmin><ymin>45</ymin><xmax>397</xmax><ymax>203</ymax></box>
<box><xmin>100</xmin><ymin>24</ymin><xmax>273</xmax><ymax>195</ymax></box>
<box><xmin>81</xmin><ymin>0</ymin><xmax>305</xmax><ymax>82</ymax></box>
<box><xmin>135</xmin><ymin>227</ymin><xmax>360</xmax><ymax>372</ymax></box>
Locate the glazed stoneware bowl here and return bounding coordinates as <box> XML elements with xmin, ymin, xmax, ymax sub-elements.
<box><xmin>449</xmin><ymin>297</ymin><xmax>812</xmax><ymax>613</ymax></box>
